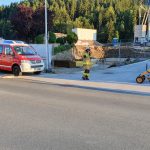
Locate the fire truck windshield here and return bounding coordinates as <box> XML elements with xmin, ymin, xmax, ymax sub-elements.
<box><xmin>14</xmin><ymin>46</ymin><xmax>36</xmax><ymax>56</ymax></box>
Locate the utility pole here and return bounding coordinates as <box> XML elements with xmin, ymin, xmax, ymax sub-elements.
<box><xmin>45</xmin><ymin>0</ymin><xmax>51</xmax><ymax>72</ymax></box>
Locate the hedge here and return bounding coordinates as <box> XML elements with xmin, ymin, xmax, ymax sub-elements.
<box><xmin>54</xmin><ymin>45</ymin><xmax>72</xmax><ymax>55</ymax></box>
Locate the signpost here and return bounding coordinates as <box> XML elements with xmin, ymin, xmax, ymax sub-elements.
<box><xmin>112</xmin><ymin>38</ymin><xmax>121</xmax><ymax>65</ymax></box>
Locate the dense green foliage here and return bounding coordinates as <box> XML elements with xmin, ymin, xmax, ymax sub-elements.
<box><xmin>34</xmin><ymin>34</ymin><xmax>44</xmax><ymax>44</ymax></box>
<box><xmin>0</xmin><ymin>0</ymin><xmax>140</xmax><ymax>43</ymax></box>
<box><xmin>48</xmin><ymin>31</ymin><xmax>56</xmax><ymax>43</ymax></box>
<box><xmin>54</xmin><ymin>45</ymin><xmax>72</xmax><ymax>54</ymax></box>
<box><xmin>66</xmin><ymin>32</ymin><xmax>78</xmax><ymax>45</ymax></box>
<box><xmin>56</xmin><ymin>37</ymin><xmax>66</xmax><ymax>45</ymax></box>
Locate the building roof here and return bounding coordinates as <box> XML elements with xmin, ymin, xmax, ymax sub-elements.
<box><xmin>54</xmin><ymin>33</ymin><xmax>67</xmax><ymax>38</ymax></box>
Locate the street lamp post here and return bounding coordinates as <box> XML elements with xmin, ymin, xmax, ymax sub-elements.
<box><xmin>45</xmin><ymin>0</ymin><xmax>51</xmax><ymax>72</ymax></box>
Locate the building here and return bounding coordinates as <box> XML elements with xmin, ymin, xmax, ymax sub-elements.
<box><xmin>134</xmin><ymin>25</ymin><xmax>147</xmax><ymax>44</ymax></box>
<box><xmin>134</xmin><ymin>0</ymin><xmax>150</xmax><ymax>44</ymax></box>
<box><xmin>72</xmin><ymin>28</ymin><xmax>97</xmax><ymax>41</ymax></box>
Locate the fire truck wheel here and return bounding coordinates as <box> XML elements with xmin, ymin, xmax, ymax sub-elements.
<box><xmin>13</xmin><ymin>65</ymin><xmax>22</xmax><ymax>76</ymax></box>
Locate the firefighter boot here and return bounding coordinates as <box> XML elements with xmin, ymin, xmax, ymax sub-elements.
<box><xmin>82</xmin><ymin>69</ymin><xmax>90</xmax><ymax>80</ymax></box>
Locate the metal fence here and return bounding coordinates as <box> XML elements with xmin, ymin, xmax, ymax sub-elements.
<box><xmin>98</xmin><ymin>42</ymin><xmax>150</xmax><ymax>67</ymax></box>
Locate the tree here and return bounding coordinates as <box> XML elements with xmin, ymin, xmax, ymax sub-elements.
<box><xmin>73</xmin><ymin>16</ymin><xmax>94</xmax><ymax>29</ymax></box>
<box><xmin>48</xmin><ymin>32</ymin><xmax>56</xmax><ymax>43</ymax></box>
<box><xmin>56</xmin><ymin>37</ymin><xmax>66</xmax><ymax>45</ymax></box>
<box><xmin>32</xmin><ymin>6</ymin><xmax>54</xmax><ymax>39</ymax></box>
<box><xmin>0</xmin><ymin>20</ymin><xmax>16</xmax><ymax>39</ymax></box>
<box><xmin>68</xmin><ymin>0</ymin><xmax>77</xmax><ymax>19</ymax></box>
<box><xmin>10</xmin><ymin>5</ymin><xmax>54</xmax><ymax>42</ymax></box>
<box><xmin>34</xmin><ymin>34</ymin><xmax>44</xmax><ymax>44</ymax></box>
<box><xmin>66</xmin><ymin>32</ymin><xmax>78</xmax><ymax>45</ymax></box>
<box><xmin>10</xmin><ymin>4</ymin><xmax>34</xmax><ymax>42</ymax></box>
<box><xmin>114</xmin><ymin>30</ymin><xmax>119</xmax><ymax>39</ymax></box>
<box><xmin>0</xmin><ymin>0</ymin><xmax>140</xmax><ymax>43</ymax></box>
<box><xmin>106</xmin><ymin>20</ymin><xmax>115</xmax><ymax>42</ymax></box>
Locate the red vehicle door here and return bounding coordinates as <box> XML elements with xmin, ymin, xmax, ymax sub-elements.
<box><xmin>0</xmin><ymin>45</ymin><xmax>3</xmax><ymax>70</ymax></box>
<box><xmin>1</xmin><ymin>45</ymin><xmax>14</xmax><ymax>71</ymax></box>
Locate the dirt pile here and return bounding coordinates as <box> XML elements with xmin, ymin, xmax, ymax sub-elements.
<box><xmin>53</xmin><ymin>40</ymin><xmax>104</xmax><ymax>61</ymax></box>
<box><xmin>74</xmin><ymin>40</ymin><xmax>104</xmax><ymax>60</ymax></box>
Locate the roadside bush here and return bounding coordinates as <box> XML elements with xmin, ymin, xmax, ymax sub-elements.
<box><xmin>66</xmin><ymin>32</ymin><xmax>78</xmax><ymax>45</ymax></box>
<box><xmin>34</xmin><ymin>34</ymin><xmax>44</xmax><ymax>44</ymax></box>
<box><xmin>56</xmin><ymin>37</ymin><xmax>66</xmax><ymax>45</ymax></box>
<box><xmin>54</xmin><ymin>45</ymin><xmax>72</xmax><ymax>55</ymax></box>
<box><xmin>49</xmin><ymin>32</ymin><xmax>56</xmax><ymax>43</ymax></box>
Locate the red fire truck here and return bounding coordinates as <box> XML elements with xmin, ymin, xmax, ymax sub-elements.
<box><xmin>0</xmin><ymin>41</ymin><xmax>44</xmax><ymax>76</ymax></box>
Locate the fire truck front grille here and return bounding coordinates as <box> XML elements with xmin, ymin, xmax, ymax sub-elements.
<box><xmin>31</xmin><ymin>65</ymin><xmax>43</xmax><ymax>68</ymax></box>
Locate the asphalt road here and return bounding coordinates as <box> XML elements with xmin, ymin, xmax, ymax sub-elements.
<box><xmin>0</xmin><ymin>79</ymin><xmax>150</xmax><ymax>150</ymax></box>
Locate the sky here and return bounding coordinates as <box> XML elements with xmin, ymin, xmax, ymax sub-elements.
<box><xmin>0</xmin><ymin>0</ymin><xmax>21</xmax><ymax>6</ymax></box>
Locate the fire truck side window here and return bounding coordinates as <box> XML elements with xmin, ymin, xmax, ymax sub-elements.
<box><xmin>5</xmin><ymin>46</ymin><xmax>13</xmax><ymax>55</ymax></box>
<box><xmin>0</xmin><ymin>45</ymin><xmax>3</xmax><ymax>54</ymax></box>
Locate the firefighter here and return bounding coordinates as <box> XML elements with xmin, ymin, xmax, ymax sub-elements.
<box><xmin>82</xmin><ymin>47</ymin><xmax>92</xmax><ymax>80</ymax></box>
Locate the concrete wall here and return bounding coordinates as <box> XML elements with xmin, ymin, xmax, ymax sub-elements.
<box><xmin>30</xmin><ymin>44</ymin><xmax>53</xmax><ymax>66</ymax></box>
<box><xmin>72</xmin><ymin>28</ymin><xmax>97</xmax><ymax>41</ymax></box>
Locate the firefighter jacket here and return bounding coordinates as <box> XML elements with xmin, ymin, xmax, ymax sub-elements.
<box><xmin>82</xmin><ymin>52</ymin><xmax>92</xmax><ymax>69</ymax></box>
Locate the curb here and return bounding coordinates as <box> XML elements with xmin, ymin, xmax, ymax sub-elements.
<box><xmin>2</xmin><ymin>75</ymin><xmax>150</xmax><ymax>96</ymax></box>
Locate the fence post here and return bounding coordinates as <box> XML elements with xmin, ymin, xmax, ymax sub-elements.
<box><xmin>119</xmin><ymin>40</ymin><xmax>121</xmax><ymax>65</ymax></box>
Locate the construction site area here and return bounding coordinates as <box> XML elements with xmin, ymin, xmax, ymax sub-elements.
<box><xmin>53</xmin><ymin>0</ymin><xmax>150</xmax><ymax>69</ymax></box>
<box><xmin>53</xmin><ymin>36</ymin><xmax>150</xmax><ymax>69</ymax></box>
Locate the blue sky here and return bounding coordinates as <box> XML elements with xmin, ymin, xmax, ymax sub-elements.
<box><xmin>0</xmin><ymin>0</ymin><xmax>21</xmax><ymax>6</ymax></box>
